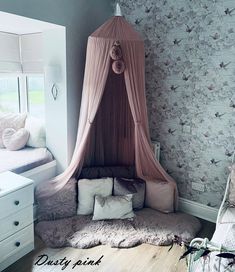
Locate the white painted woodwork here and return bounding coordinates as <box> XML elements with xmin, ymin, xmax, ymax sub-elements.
<box><xmin>0</xmin><ymin>172</ymin><xmax>34</xmax><ymax>271</ymax></box>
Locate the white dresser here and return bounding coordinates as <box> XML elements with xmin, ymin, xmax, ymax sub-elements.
<box><xmin>0</xmin><ymin>171</ymin><xmax>34</xmax><ymax>272</ymax></box>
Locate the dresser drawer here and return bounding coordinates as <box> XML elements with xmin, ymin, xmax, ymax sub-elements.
<box><xmin>0</xmin><ymin>184</ymin><xmax>34</xmax><ymax>219</ymax></box>
<box><xmin>0</xmin><ymin>206</ymin><xmax>33</xmax><ymax>242</ymax></box>
<box><xmin>0</xmin><ymin>224</ymin><xmax>34</xmax><ymax>264</ymax></box>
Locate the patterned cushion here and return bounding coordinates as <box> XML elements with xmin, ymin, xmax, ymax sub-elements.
<box><xmin>92</xmin><ymin>194</ymin><xmax>134</xmax><ymax>220</ymax></box>
<box><xmin>113</xmin><ymin>177</ymin><xmax>146</xmax><ymax>210</ymax></box>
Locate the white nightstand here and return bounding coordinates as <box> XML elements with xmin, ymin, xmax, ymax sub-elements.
<box><xmin>0</xmin><ymin>171</ymin><xmax>34</xmax><ymax>272</ymax></box>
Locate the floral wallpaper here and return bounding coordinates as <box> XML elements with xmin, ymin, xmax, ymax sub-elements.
<box><xmin>118</xmin><ymin>0</ymin><xmax>235</xmax><ymax>207</ymax></box>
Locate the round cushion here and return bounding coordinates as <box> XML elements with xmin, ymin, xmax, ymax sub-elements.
<box><xmin>2</xmin><ymin>128</ymin><xmax>30</xmax><ymax>151</ymax></box>
<box><xmin>112</xmin><ymin>60</ymin><xmax>125</xmax><ymax>74</ymax></box>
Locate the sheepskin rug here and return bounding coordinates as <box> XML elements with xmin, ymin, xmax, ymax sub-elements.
<box><xmin>35</xmin><ymin>208</ymin><xmax>201</xmax><ymax>249</ymax></box>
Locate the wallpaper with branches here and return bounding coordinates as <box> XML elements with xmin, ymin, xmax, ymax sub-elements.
<box><xmin>119</xmin><ymin>0</ymin><xmax>235</xmax><ymax>207</ymax></box>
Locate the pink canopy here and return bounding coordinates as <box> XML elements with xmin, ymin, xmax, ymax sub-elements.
<box><xmin>37</xmin><ymin>16</ymin><xmax>178</xmax><ymax>210</ymax></box>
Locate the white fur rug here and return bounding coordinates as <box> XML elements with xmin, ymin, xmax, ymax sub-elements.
<box><xmin>35</xmin><ymin>208</ymin><xmax>201</xmax><ymax>249</ymax></box>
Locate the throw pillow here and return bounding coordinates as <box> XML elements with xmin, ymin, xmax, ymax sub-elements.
<box><xmin>92</xmin><ymin>194</ymin><xmax>135</xmax><ymax>220</ymax></box>
<box><xmin>228</xmin><ymin>164</ymin><xmax>235</xmax><ymax>206</ymax></box>
<box><xmin>0</xmin><ymin>112</ymin><xmax>27</xmax><ymax>148</ymax></box>
<box><xmin>145</xmin><ymin>179</ymin><xmax>175</xmax><ymax>213</ymax></box>
<box><xmin>25</xmin><ymin>116</ymin><xmax>46</xmax><ymax>147</ymax></box>
<box><xmin>113</xmin><ymin>177</ymin><xmax>146</xmax><ymax>209</ymax></box>
<box><xmin>77</xmin><ymin>177</ymin><xmax>113</xmax><ymax>215</ymax></box>
<box><xmin>2</xmin><ymin>128</ymin><xmax>29</xmax><ymax>151</ymax></box>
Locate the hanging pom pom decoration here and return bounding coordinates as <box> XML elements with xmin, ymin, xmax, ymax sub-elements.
<box><xmin>110</xmin><ymin>41</ymin><xmax>122</xmax><ymax>60</ymax></box>
<box><xmin>110</xmin><ymin>40</ymin><xmax>125</xmax><ymax>74</ymax></box>
<box><xmin>112</xmin><ymin>60</ymin><xmax>125</xmax><ymax>74</ymax></box>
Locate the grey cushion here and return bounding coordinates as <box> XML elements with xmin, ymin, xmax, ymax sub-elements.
<box><xmin>92</xmin><ymin>194</ymin><xmax>135</xmax><ymax>220</ymax></box>
<box><xmin>114</xmin><ymin>177</ymin><xmax>146</xmax><ymax>210</ymax></box>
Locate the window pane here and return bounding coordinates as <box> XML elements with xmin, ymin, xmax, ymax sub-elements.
<box><xmin>27</xmin><ymin>76</ymin><xmax>45</xmax><ymax>119</ymax></box>
<box><xmin>0</xmin><ymin>77</ymin><xmax>19</xmax><ymax>113</ymax></box>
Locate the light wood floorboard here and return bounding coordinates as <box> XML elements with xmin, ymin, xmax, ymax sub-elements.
<box><xmin>3</xmin><ymin>219</ymin><xmax>215</xmax><ymax>272</ymax></box>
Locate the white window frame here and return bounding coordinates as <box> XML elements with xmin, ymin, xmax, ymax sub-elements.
<box><xmin>0</xmin><ymin>72</ymin><xmax>45</xmax><ymax>116</ymax></box>
<box><xmin>25</xmin><ymin>73</ymin><xmax>45</xmax><ymax>117</ymax></box>
<box><xmin>0</xmin><ymin>73</ymin><xmax>21</xmax><ymax>113</ymax></box>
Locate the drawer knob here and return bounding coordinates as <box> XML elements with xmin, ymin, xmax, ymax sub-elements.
<box><xmin>14</xmin><ymin>221</ymin><xmax>19</xmax><ymax>226</ymax></box>
<box><xmin>15</xmin><ymin>242</ymin><xmax>21</xmax><ymax>247</ymax></box>
<box><xmin>14</xmin><ymin>200</ymin><xmax>20</xmax><ymax>206</ymax></box>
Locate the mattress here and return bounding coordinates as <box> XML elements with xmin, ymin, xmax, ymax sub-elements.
<box><xmin>0</xmin><ymin>147</ymin><xmax>53</xmax><ymax>174</ymax></box>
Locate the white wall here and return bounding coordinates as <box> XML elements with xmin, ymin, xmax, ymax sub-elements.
<box><xmin>43</xmin><ymin>28</ymin><xmax>67</xmax><ymax>172</ymax></box>
<box><xmin>0</xmin><ymin>0</ymin><xmax>113</xmax><ymax>173</ymax></box>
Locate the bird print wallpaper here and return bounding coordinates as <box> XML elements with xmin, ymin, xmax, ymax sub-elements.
<box><xmin>119</xmin><ymin>0</ymin><xmax>235</xmax><ymax>207</ymax></box>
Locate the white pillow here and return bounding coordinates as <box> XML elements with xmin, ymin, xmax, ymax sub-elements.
<box><xmin>92</xmin><ymin>194</ymin><xmax>135</xmax><ymax>220</ymax></box>
<box><xmin>25</xmin><ymin>116</ymin><xmax>46</xmax><ymax>147</ymax></box>
<box><xmin>2</xmin><ymin>128</ymin><xmax>29</xmax><ymax>151</ymax></box>
<box><xmin>0</xmin><ymin>112</ymin><xmax>27</xmax><ymax>148</ymax></box>
<box><xmin>77</xmin><ymin>178</ymin><xmax>113</xmax><ymax>215</ymax></box>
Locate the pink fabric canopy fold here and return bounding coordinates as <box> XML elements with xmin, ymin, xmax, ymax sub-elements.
<box><xmin>37</xmin><ymin>16</ymin><xmax>178</xmax><ymax>210</ymax></box>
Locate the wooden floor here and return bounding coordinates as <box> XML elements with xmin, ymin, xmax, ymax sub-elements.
<box><xmin>4</xmin><ymin>219</ymin><xmax>215</xmax><ymax>272</ymax></box>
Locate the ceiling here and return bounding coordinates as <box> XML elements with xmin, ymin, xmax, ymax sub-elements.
<box><xmin>0</xmin><ymin>11</ymin><xmax>63</xmax><ymax>35</ymax></box>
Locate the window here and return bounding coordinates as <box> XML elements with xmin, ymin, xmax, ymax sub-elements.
<box><xmin>0</xmin><ymin>74</ymin><xmax>45</xmax><ymax>120</ymax></box>
<box><xmin>0</xmin><ymin>77</ymin><xmax>19</xmax><ymax>113</ymax></box>
<box><xmin>27</xmin><ymin>76</ymin><xmax>45</xmax><ymax>119</ymax></box>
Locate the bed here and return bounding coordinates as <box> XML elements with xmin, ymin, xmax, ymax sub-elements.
<box><xmin>0</xmin><ymin>147</ymin><xmax>53</xmax><ymax>174</ymax></box>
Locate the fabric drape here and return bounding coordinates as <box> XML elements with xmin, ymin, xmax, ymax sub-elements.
<box><xmin>123</xmin><ymin>41</ymin><xmax>178</xmax><ymax>209</ymax></box>
<box><xmin>37</xmin><ymin>38</ymin><xmax>112</xmax><ymax>197</ymax></box>
<box><xmin>36</xmin><ymin>16</ymin><xmax>178</xmax><ymax>211</ymax></box>
<box><xmin>84</xmin><ymin>66</ymin><xmax>135</xmax><ymax>167</ymax></box>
